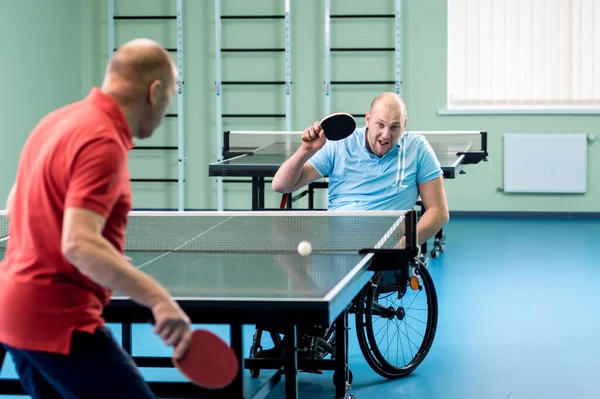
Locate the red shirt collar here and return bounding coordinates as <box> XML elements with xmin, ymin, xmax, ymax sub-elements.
<box><xmin>86</xmin><ymin>87</ymin><xmax>134</xmax><ymax>150</ymax></box>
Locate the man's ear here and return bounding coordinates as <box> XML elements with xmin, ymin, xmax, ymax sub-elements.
<box><xmin>365</xmin><ymin>111</ymin><xmax>370</xmax><ymax>125</ymax></box>
<box><xmin>148</xmin><ymin>79</ymin><xmax>162</xmax><ymax>105</ymax></box>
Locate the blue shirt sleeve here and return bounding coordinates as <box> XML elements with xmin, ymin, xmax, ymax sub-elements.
<box><xmin>307</xmin><ymin>140</ymin><xmax>335</xmax><ymax>177</ymax></box>
<box><xmin>416</xmin><ymin>138</ymin><xmax>443</xmax><ymax>185</ymax></box>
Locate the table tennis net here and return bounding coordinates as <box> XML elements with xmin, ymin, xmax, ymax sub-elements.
<box><xmin>123</xmin><ymin>211</ymin><xmax>409</xmax><ymax>253</ymax></box>
<box><xmin>0</xmin><ymin>210</ymin><xmax>410</xmax><ymax>253</ymax></box>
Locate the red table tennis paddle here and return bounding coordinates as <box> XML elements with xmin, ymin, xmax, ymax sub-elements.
<box><xmin>149</xmin><ymin>315</ymin><xmax>239</xmax><ymax>389</ymax></box>
<box><xmin>172</xmin><ymin>329</ymin><xmax>239</xmax><ymax>390</ymax></box>
<box><xmin>303</xmin><ymin>112</ymin><xmax>356</xmax><ymax>142</ymax></box>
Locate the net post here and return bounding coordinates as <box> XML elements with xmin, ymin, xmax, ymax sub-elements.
<box><xmin>223</xmin><ymin>131</ymin><xmax>230</xmax><ymax>156</ymax></box>
<box><xmin>404</xmin><ymin>210</ymin><xmax>418</xmax><ymax>250</ymax></box>
<box><xmin>480</xmin><ymin>131</ymin><xmax>487</xmax><ymax>153</ymax></box>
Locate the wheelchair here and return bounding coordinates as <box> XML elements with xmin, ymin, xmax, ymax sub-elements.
<box><xmin>247</xmin><ymin>248</ymin><xmax>439</xmax><ymax>385</ymax></box>
<box><xmin>246</xmin><ymin>189</ymin><xmax>440</xmax><ymax>386</ymax></box>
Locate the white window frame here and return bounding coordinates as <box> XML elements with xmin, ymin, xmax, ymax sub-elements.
<box><xmin>441</xmin><ymin>0</ymin><xmax>600</xmax><ymax>115</ymax></box>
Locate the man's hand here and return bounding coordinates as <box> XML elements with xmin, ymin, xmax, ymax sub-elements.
<box><xmin>271</xmin><ymin>121</ymin><xmax>325</xmax><ymax>193</ymax></box>
<box><xmin>301</xmin><ymin>121</ymin><xmax>327</xmax><ymax>153</ymax></box>
<box><xmin>395</xmin><ymin>236</ymin><xmax>406</xmax><ymax>249</ymax></box>
<box><xmin>151</xmin><ymin>299</ymin><xmax>193</xmax><ymax>360</ymax></box>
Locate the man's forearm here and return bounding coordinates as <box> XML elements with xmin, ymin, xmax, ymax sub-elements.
<box><xmin>64</xmin><ymin>234</ymin><xmax>173</xmax><ymax>309</ymax></box>
<box><xmin>271</xmin><ymin>148</ymin><xmax>314</xmax><ymax>193</ymax></box>
<box><xmin>416</xmin><ymin>207</ymin><xmax>449</xmax><ymax>245</ymax></box>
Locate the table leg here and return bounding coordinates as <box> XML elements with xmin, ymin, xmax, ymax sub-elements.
<box><xmin>334</xmin><ymin>310</ymin><xmax>352</xmax><ymax>399</ymax></box>
<box><xmin>252</xmin><ymin>178</ymin><xmax>259</xmax><ymax>210</ymax></box>
<box><xmin>258</xmin><ymin>177</ymin><xmax>265</xmax><ymax>209</ymax></box>
<box><xmin>230</xmin><ymin>323</ymin><xmax>245</xmax><ymax>397</ymax></box>
<box><xmin>0</xmin><ymin>345</ymin><xmax>6</xmax><ymax>368</ymax></box>
<box><xmin>122</xmin><ymin>322</ymin><xmax>132</xmax><ymax>354</ymax></box>
<box><xmin>251</xmin><ymin>177</ymin><xmax>266</xmax><ymax>210</ymax></box>
<box><xmin>284</xmin><ymin>325</ymin><xmax>298</xmax><ymax>398</ymax></box>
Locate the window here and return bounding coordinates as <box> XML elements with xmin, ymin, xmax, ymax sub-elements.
<box><xmin>446</xmin><ymin>0</ymin><xmax>600</xmax><ymax>113</ymax></box>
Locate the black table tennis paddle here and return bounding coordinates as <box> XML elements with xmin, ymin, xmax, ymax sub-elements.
<box><xmin>302</xmin><ymin>112</ymin><xmax>356</xmax><ymax>142</ymax></box>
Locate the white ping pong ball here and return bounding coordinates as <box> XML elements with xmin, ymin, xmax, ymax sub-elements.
<box><xmin>297</xmin><ymin>241</ymin><xmax>312</xmax><ymax>256</ymax></box>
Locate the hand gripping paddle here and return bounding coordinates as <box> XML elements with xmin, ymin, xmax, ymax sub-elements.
<box><xmin>302</xmin><ymin>112</ymin><xmax>356</xmax><ymax>142</ymax></box>
<box><xmin>149</xmin><ymin>316</ymin><xmax>239</xmax><ymax>389</ymax></box>
<box><xmin>173</xmin><ymin>329</ymin><xmax>239</xmax><ymax>390</ymax></box>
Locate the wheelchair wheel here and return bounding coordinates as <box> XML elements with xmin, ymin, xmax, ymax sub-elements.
<box><xmin>355</xmin><ymin>261</ymin><xmax>438</xmax><ymax>379</ymax></box>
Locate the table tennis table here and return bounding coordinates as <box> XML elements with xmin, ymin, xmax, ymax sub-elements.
<box><xmin>209</xmin><ymin>129</ymin><xmax>487</xmax><ymax>211</ymax></box>
<box><xmin>0</xmin><ymin>209</ymin><xmax>426</xmax><ymax>399</ymax></box>
<box><xmin>208</xmin><ymin>129</ymin><xmax>488</xmax><ymax>261</ymax></box>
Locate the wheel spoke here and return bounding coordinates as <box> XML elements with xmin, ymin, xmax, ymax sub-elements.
<box><xmin>405</xmin><ymin>314</ymin><xmax>428</xmax><ymax>325</ymax></box>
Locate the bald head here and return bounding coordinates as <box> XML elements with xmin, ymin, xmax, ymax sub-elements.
<box><xmin>102</xmin><ymin>38</ymin><xmax>177</xmax><ymax>101</ymax></box>
<box><xmin>369</xmin><ymin>92</ymin><xmax>407</xmax><ymax>119</ymax></box>
<box><xmin>101</xmin><ymin>39</ymin><xmax>178</xmax><ymax>139</ymax></box>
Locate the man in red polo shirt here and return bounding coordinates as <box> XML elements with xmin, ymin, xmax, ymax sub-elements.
<box><xmin>0</xmin><ymin>38</ymin><xmax>189</xmax><ymax>398</ymax></box>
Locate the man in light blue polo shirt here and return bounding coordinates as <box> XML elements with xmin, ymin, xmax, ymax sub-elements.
<box><xmin>265</xmin><ymin>93</ymin><xmax>449</xmax><ymax>364</ymax></box>
<box><xmin>272</xmin><ymin>92</ymin><xmax>449</xmax><ymax>246</ymax></box>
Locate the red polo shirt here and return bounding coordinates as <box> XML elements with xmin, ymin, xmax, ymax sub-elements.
<box><xmin>0</xmin><ymin>87</ymin><xmax>134</xmax><ymax>355</ymax></box>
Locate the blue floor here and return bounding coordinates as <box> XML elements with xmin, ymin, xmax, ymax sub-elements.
<box><xmin>1</xmin><ymin>216</ymin><xmax>599</xmax><ymax>398</ymax></box>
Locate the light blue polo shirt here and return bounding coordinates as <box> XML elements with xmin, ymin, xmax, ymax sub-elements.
<box><xmin>308</xmin><ymin>126</ymin><xmax>443</xmax><ymax>211</ymax></box>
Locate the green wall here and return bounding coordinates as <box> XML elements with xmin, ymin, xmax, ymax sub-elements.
<box><xmin>1</xmin><ymin>0</ymin><xmax>598</xmax><ymax>213</ymax></box>
<box><xmin>0</xmin><ymin>0</ymin><xmax>82</xmax><ymax>204</ymax></box>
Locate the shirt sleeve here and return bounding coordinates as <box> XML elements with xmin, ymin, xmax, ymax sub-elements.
<box><xmin>416</xmin><ymin>137</ymin><xmax>443</xmax><ymax>185</ymax></box>
<box><xmin>64</xmin><ymin>136</ymin><xmax>126</xmax><ymax>218</ymax></box>
<box><xmin>307</xmin><ymin>140</ymin><xmax>335</xmax><ymax>177</ymax></box>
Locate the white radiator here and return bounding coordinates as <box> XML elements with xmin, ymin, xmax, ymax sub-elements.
<box><xmin>503</xmin><ymin>133</ymin><xmax>589</xmax><ymax>193</ymax></box>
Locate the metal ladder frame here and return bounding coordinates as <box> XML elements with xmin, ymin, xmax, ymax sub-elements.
<box><xmin>108</xmin><ymin>0</ymin><xmax>186</xmax><ymax>211</ymax></box>
<box><xmin>324</xmin><ymin>0</ymin><xmax>402</xmax><ymax>116</ymax></box>
<box><xmin>214</xmin><ymin>0</ymin><xmax>292</xmax><ymax>211</ymax></box>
